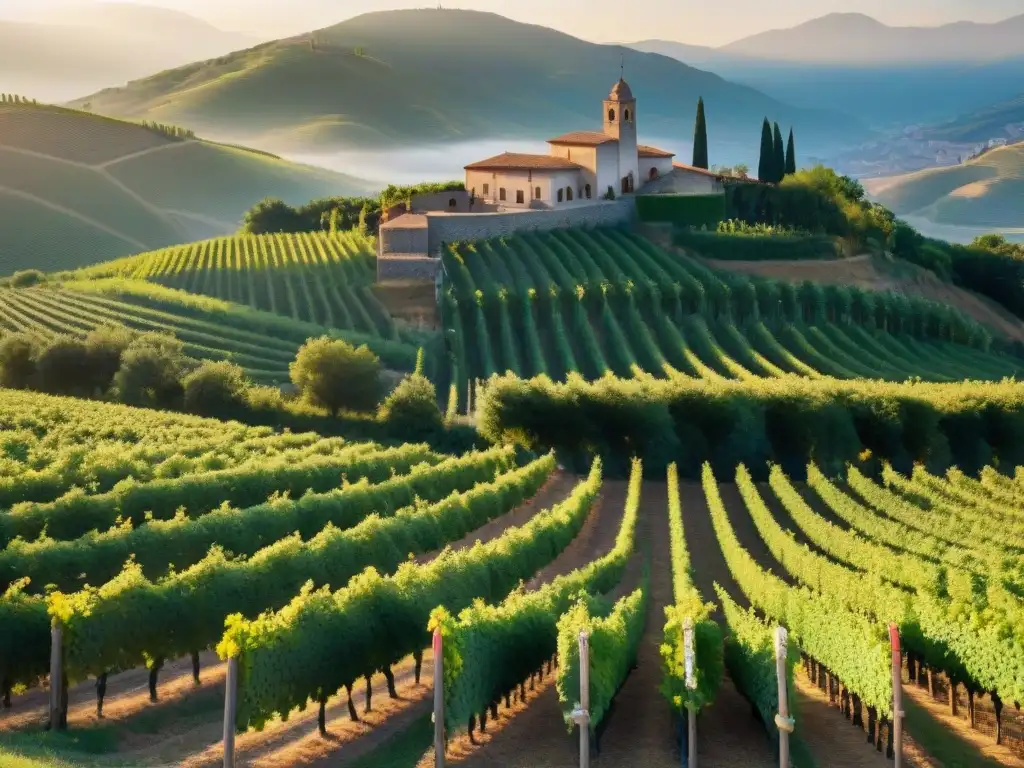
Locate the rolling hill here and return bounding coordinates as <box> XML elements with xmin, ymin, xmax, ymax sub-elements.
<box><xmin>0</xmin><ymin>2</ymin><xmax>257</xmax><ymax>103</ymax></box>
<box><xmin>918</xmin><ymin>93</ymin><xmax>1024</xmax><ymax>144</ymax></box>
<box><xmin>67</xmin><ymin>8</ymin><xmax>869</xmax><ymax>157</ymax></box>
<box><xmin>0</xmin><ymin>101</ymin><xmax>374</xmax><ymax>275</ymax></box>
<box><xmin>865</xmin><ymin>143</ymin><xmax>1024</xmax><ymax>231</ymax></box>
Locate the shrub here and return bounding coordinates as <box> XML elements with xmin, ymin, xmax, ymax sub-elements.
<box><xmin>112</xmin><ymin>333</ymin><xmax>187</xmax><ymax>409</ymax></box>
<box><xmin>289</xmin><ymin>336</ymin><xmax>382</xmax><ymax>415</ymax></box>
<box><xmin>9</xmin><ymin>270</ymin><xmax>45</xmax><ymax>288</ymax></box>
<box><xmin>35</xmin><ymin>335</ymin><xmax>93</xmax><ymax>396</ymax></box>
<box><xmin>84</xmin><ymin>325</ymin><xmax>137</xmax><ymax>395</ymax></box>
<box><xmin>0</xmin><ymin>334</ymin><xmax>38</xmax><ymax>389</ymax></box>
<box><xmin>377</xmin><ymin>373</ymin><xmax>443</xmax><ymax>438</ymax></box>
<box><xmin>182</xmin><ymin>361</ymin><xmax>249</xmax><ymax>417</ymax></box>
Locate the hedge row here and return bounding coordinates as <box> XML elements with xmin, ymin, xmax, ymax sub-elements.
<box><xmin>477</xmin><ymin>373</ymin><xmax>1024</xmax><ymax>478</ymax></box>
<box><xmin>635</xmin><ymin>194</ymin><xmax>726</xmax><ymax>229</ymax></box>
<box><xmin>674</xmin><ymin>229</ymin><xmax>843</xmax><ymax>261</ymax></box>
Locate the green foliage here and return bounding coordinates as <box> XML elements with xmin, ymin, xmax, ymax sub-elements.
<box><xmin>635</xmin><ymin>194</ymin><xmax>726</xmax><ymax>228</ymax></box>
<box><xmin>557</xmin><ymin>583</ymin><xmax>647</xmax><ymax>732</ymax></box>
<box><xmin>44</xmin><ymin>451</ymin><xmax>551</xmax><ymax>688</ymax></box>
<box><xmin>785</xmin><ymin>128</ymin><xmax>797</xmax><ymax>176</ymax></box>
<box><xmin>220</xmin><ymin>457</ymin><xmax>600</xmax><ymax>731</ymax></box>
<box><xmin>758</xmin><ymin>118</ymin><xmax>775</xmax><ymax>183</ymax></box>
<box><xmin>692</xmin><ymin>97</ymin><xmax>708</xmax><ymax>170</ymax></box>
<box><xmin>290</xmin><ymin>337</ymin><xmax>382</xmax><ymax>415</ymax></box>
<box><xmin>704</xmin><ymin>462</ymin><xmax>893</xmax><ymax>715</ymax></box>
<box><xmin>9</xmin><ymin>270</ymin><xmax>45</xmax><ymax>288</ymax></box>
<box><xmin>675</xmin><ymin>228</ymin><xmax>842</xmax><ymax>261</ymax></box>
<box><xmin>660</xmin><ymin>463</ymin><xmax>723</xmax><ymax>713</ymax></box>
<box><xmin>112</xmin><ymin>333</ymin><xmax>188</xmax><ymax>410</ymax></box>
<box><xmin>0</xmin><ymin>333</ymin><xmax>38</xmax><ymax>389</ymax></box>
<box><xmin>436</xmin><ymin>459</ymin><xmax>638</xmax><ymax>736</ymax></box>
<box><xmin>182</xmin><ymin>361</ymin><xmax>249</xmax><ymax>417</ymax></box>
<box><xmin>379</xmin><ymin>181</ymin><xmax>465</xmax><ymax>210</ymax></box>
<box><xmin>34</xmin><ymin>335</ymin><xmax>93</xmax><ymax>397</ymax></box>
<box><xmin>478</xmin><ymin>374</ymin><xmax>1024</xmax><ymax>479</ymax></box>
<box><xmin>772</xmin><ymin>122</ymin><xmax>785</xmax><ymax>184</ymax></box>
<box><xmin>377</xmin><ymin>373</ymin><xmax>443</xmax><ymax>438</ymax></box>
<box><xmin>83</xmin><ymin>325</ymin><xmax>138</xmax><ymax>395</ymax></box>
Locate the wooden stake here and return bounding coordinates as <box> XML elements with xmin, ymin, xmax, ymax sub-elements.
<box><xmin>889</xmin><ymin>624</ymin><xmax>903</xmax><ymax>768</ymax></box>
<box><xmin>433</xmin><ymin>629</ymin><xmax>445</xmax><ymax>767</ymax></box>
<box><xmin>578</xmin><ymin>630</ymin><xmax>591</xmax><ymax>768</ymax></box>
<box><xmin>683</xmin><ymin>617</ymin><xmax>697</xmax><ymax>768</ymax></box>
<box><xmin>223</xmin><ymin>656</ymin><xmax>238</xmax><ymax>768</ymax></box>
<box><xmin>774</xmin><ymin>627</ymin><xmax>792</xmax><ymax>768</ymax></box>
<box><xmin>48</xmin><ymin>622</ymin><xmax>64</xmax><ymax>731</ymax></box>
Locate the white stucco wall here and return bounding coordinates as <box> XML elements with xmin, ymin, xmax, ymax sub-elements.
<box><xmin>639</xmin><ymin>156</ymin><xmax>675</xmax><ymax>185</ymax></box>
<box><xmin>466</xmin><ymin>168</ymin><xmax>587</xmax><ymax>207</ymax></box>
<box><xmin>595</xmin><ymin>142</ymin><xmax>620</xmax><ymax>200</ymax></box>
<box><xmin>617</xmin><ymin>107</ymin><xmax>639</xmax><ymax>193</ymax></box>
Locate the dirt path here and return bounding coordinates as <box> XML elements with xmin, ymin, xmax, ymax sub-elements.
<box><xmin>412</xmin><ymin>479</ymin><xmax>631</xmax><ymax>767</ymax></box>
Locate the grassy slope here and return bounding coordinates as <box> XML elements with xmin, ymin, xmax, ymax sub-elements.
<box><xmin>67</xmin><ymin>9</ymin><xmax>867</xmax><ymax>153</ymax></box>
<box><xmin>921</xmin><ymin>92</ymin><xmax>1024</xmax><ymax>144</ymax></box>
<box><xmin>868</xmin><ymin>143</ymin><xmax>1024</xmax><ymax>227</ymax></box>
<box><xmin>0</xmin><ymin>103</ymin><xmax>374</xmax><ymax>276</ymax></box>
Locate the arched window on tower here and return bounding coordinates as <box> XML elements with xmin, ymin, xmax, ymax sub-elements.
<box><xmin>608</xmin><ymin>108</ymin><xmax>616</xmax><ymax>122</ymax></box>
<box><xmin>624</xmin><ymin>108</ymin><xmax>631</xmax><ymax>122</ymax></box>
<box><xmin>566</xmin><ymin>187</ymin><xmax>574</xmax><ymax>201</ymax></box>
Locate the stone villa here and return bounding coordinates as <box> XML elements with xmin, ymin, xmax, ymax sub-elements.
<box><xmin>377</xmin><ymin>77</ymin><xmax>725</xmax><ymax>282</ymax></box>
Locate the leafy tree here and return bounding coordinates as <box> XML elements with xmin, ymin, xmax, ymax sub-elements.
<box><xmin>757</xmin><ymin>118</ymin><xmax>774</xmax><ymax>183</ymax></box>
<box><xmin>377</xmin><ymin>371</ymin><xmax>443</xmax><ymax>439</ymax></box>
<box><xmin>9</xmin><ymin>270</ymin><xmax>45</xmax><ymax>288</ymax></box>
<box><xmin>242</xmin><ymin>198</ymin><xmax>303</xmax><ymax>234</ymax></box>
<box><xmin>0</xmin><ymin>334</ymin><xmax>38</xmax><ymax>389</ymax></box>
<box><xmin>183</xmin><ymin>361</ymin><xmax>249</xmax><ymax>417</ymax></box>
<box><xmin>35</xmin><ymin>335</ymin><xmax>93</xmax><ymax>396</ymax></box>
<box><xmin>772</xmin><ymin>122</ymin><xmax>785</xmax><ymax>183</ymax></box>
<box><xmin>692</xmin><ymin>97</ymin><xmax>709</xmax><ymax>169</ymax></box>
<box><xmin>84</xmin><ymin>325</ymin><xmax>137</xmax><ymax>395</ymax></box>
<box><xmin>785</xmin><ymin>128</ymin><xmax>797</xmax><ymax>176</ymax></box>
<box><xmin>734</xmin><ymin>163</ymin><xmax>750</xmax><ymax>179</ymax></box>
<box><xmin>112</xmin><ymin>333</ymin><xmax>187</xmax><ymax>409</ymax></box>
<box><xmin>289</xmin><ymin>337</ymin><xmax>382</xmax><ymax>415</ymax></box>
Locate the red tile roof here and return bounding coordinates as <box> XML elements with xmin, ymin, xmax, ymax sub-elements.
<box><xmin>464</xmin><ymin>152</ymin><xmax>583</xmax><ymax>171</ymax></box>
<box><xmin>671</xmin><ymin>162</ymin><xmax>723</xmax><ymax>178</ymax></box>
<box><xmin>546</xmin><ymin>131</ymin><xmax>617</xmax><ymax>146</ymax></box>
<box><xmin>638</xmin><ymin>144</ymin><xmax>675</xmax><ymax>158</ymax></box>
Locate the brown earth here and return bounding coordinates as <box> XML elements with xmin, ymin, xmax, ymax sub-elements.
<box><xmin>697</xmin><ymin>252</ymin><xmax>1024</xmax><ymax>343</ymax></box>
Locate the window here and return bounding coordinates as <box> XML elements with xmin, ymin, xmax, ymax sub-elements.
<box><xmin>534</xmin><ymin>186</ymin><xmax>542</xmax><ymax>200</ymax></box>
<box><xmin>624</xmin><ymin>108</ymin><xmax>631</xmax><ymax>122</ymax></box>
<box><xmin>566</xmin><ymin>186</ymin><xmax>573</xmax><ymax>201</ymax></box>
<box><xmin>499</xmin><ymin>188</ymin><xmax>506</xmax><ymax>201</ymax></box>
<box><xmin>557</xmin><ymin>189</ymin><xmax>564</xmax><ymax>203</ymax></box>
<box><xmin>482</xmin><ymin>183</ymin><xmax>489</xmax><ymax>195</ymax></box>
<box><xmin>585</xmin><ymin>183</ymin><xmax>592</xmax><ymax>199</ymax></box>
<box><xmin>516</xmin><ymin>189</ymin><xmax>524</xmax><ymax>204</ymax></box>
<box><xmin>607</xmin><ymin>108</ymin><xmax>615</xmax><ymax>122</ymax></box>
<box><xmin>649</xmin><ymin>167</ymin><xmax>658</xmax><ymax>180</ymax></box>
<box><xmin>448</xmin><ymin>198</ymin><xmax>457</xmax><ymax>208</ymax></box>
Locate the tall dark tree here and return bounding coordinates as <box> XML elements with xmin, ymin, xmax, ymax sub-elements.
<box><xmin>692</xmin><ymin>97</ymin><xmax>709</xmax><ymax>169</ymax></box>
<box><xmin>758</xmin><ymin>118</ymin><xmax>774</xmax><ymax>182</ymax></box>
<box><xmin>772</xmin><ymin>122</ymin><xmax>785</xmax><ymax>183</ymax></box>
<box><xmin>785</xmin><ymin>128</ymin><xmax>797</xmax><ymax>176</ymax></box>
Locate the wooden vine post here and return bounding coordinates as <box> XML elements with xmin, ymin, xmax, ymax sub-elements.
<box><xmin>774</xmin><ymin>626</ymin><xmax>794</xmax><ymax>768</ymax></box>
<box><xmin>433</xmin><ymin>628</ymin><xmax>445</xmax><ymax>768</ymax></box>
<box><xmin>683</xmin><ymin>618</ymin><xmax>697</xmax><ymax>768</ymax></box>
<box><xmin>890</xmin><ymin>624</ymin><xmax>904</xmax><ymax>768</ymax></box>
<box><xmin>48</xmin><ymin>619</ymin><xmax>64</xmax><ymax>731</ymax></box>
<box><xmin>570</xmin><ymin>630</ymin><xmax>591</xmax><ymax>768</ymax></box>
<box><xmin>223</xmin><ymin>656</ymin><xmax>238</xmax><ymax>768</ymax></box>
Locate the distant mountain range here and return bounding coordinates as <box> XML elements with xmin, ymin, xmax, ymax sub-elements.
<box><xmin>0</xmin><ymin>2</ymin><xmax>256</xmax><ymax>102</ymax></box>
<box><xmin>66</xmin><ymin>9</ymin><xmax>869</xmax><ymax>161</ymax></box>
<box><xmin>630</xmin><ymin>13</ymin><xmax>1024</xmax><ymax>130</ymax></box>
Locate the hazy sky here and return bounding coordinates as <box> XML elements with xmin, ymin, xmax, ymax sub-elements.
<box><xmin>5</xmin><ymin>0</ymin><xmax>1023</xmax><ymax>45</ymax></box>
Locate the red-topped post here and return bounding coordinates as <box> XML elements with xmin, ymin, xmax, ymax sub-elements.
<box><xmin>890</xmin><ymin>623</ymin><xmax>903</xmax><ymax>768</ymax></box>
<box><xmin>433</xmin><ymin>629</ymin><xmax>445</xmax><ymax>767</ymax></box>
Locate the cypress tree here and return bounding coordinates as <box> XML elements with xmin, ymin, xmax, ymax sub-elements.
<box><xmin>758</xmin><ymin>118</ymin><xmax>774</xmax><ymax>182</ymax></box>
<box><xmin>692</xmin><ymin>97</ymin><xmax>709</xmax><ymax>169</ymax></box>
<box><xmin>785</xmin><ymin>128</ymin><xmax>796</xmax><ymax>175</ymax></box>
<box><xmin>772</xmin><ymin>122</ymin><xmax>785</xmax><ymax>183</ymax></box>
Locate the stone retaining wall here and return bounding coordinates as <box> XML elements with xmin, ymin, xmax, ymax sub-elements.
<box><xmin>377</xmin><ymin>256</ymin><xmax>441</xmax><ymax>282</ymax></box>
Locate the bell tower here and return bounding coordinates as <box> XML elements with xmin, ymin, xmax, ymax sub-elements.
<box><xmin>602</xmin><ymin>69</ymin><xmax>638</xmax><ymax>193</ymax></box>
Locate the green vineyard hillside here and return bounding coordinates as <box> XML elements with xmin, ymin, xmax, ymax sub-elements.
<box><xmin>68</xmin><ymin>231</ymin><xmax>404</xmax><ymax>342</ymax></box>
<box><xmin>439</xmin><ymin>227</ymin><xmax>1024</xmax><ymax>406</ymax></box>
<box><xmin>0</xmin><ymin>278</ymin><xmax>420</xmax><ymax>384</ymax></box>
